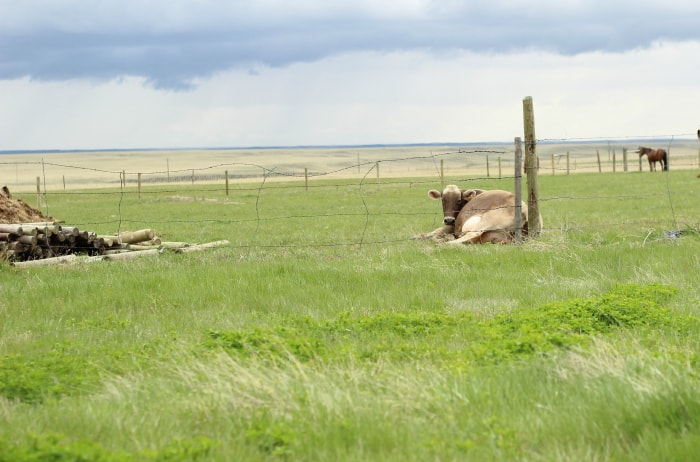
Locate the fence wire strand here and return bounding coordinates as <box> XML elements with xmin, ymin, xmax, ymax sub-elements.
<box><xmin>2</xmin><ymin>137</ymin><xmax>699</xmax><ymax>251</ymax></box>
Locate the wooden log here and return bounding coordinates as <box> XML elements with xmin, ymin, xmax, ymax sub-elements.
<box><xmin>96</xmin><ymin>236</ymin><xmax>115</xmax><ymax>246</ymax></box>
<box><xmin>103</xmin><ymin>249</ymin><xmax>160</xmax><ymax>260</ymax></box>
<box><xmin>159</xmin><ymin>241</ymin><xmax>190</xmax><ymax>249</ymax></box>
<box><xmin>17</xmin><ymin>235</ymin><xmax>38</xmax><ymax>245</ymax></box>
<box><xmin>7</xmin><ymin>242</ymin><xmax>27</xmax><ymax>253</ymax></box>
<box><xmin>174</xmin><ymin>240</ymin><xmax>230</xmax><ymax>253</ymax></box>
<box><xmin>103</xmin><ymin>249</ymin><xmax>133</xmax><ymax>255</ymax></box>
<box><xmin>0</xmin><ymin>224</ymin><xmax>24</xmax><ymax>235</ymax></box>
<box><xmin>24</xmin><ymin>224</ymin><xmax>62</xmax><ymax>236</ymax></box>
<box><xmin>61</xmin><ymin>226</ymin><xmax>81</xmax><ymax>237</ymax></box>
<box><xmin>0</xmin><ymin>232</ymin><xmax>18</xmax><ymax>242</ymax></box>
<box><xmin>114</xmin><ymin>229</ymin><xmax>155</xmax><ymax>244</ymax></box>
<box><xmin>127</xmin><ymin>244</ymin><xmax>162</xmax><ymax>251</ymax></box>
<box><xmin>19</xmin><ymin>221</ymin><xmax>59</xmax><ymax>227</ymax></box>
<box><xmin>12</xmin><ymin>254</ymin><xmax>77</xmax><ymax>268</ymax></box>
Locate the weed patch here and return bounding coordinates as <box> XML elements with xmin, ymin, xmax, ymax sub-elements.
<box><xmin>0</xmin><ymin>433</ymin><xmax>214</xmax><ymax>461</ymax></box>
<box><xmin>205</xmin><ymin>283</ymin><xmax>692</xmax><ymax>366</ymax></box>
<box><xmin>0</xmin><ymin>343</ymin><xmax>101</xmax><ymax>404</ymax></box>
<box><xmin>470</xmin><ymin>283</ymin><xmax>687</xmax><ymax>364</ymax></box>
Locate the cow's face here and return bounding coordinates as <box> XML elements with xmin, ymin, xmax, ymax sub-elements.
<box><xmin>428</xmin><ymin>185</ymin><xmax>485</xmax><ymax>226</ymax></box>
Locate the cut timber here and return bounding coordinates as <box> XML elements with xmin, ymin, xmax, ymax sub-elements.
<box><xmin>103</xmin><ymin>249</ymin><xmax>160</xmax><ymax>260</ymax></box>
<box><xmin>12</xmin><ymin>254</ymin><xmax>77</xmax><ymax>268</ymax></box>
<box><xmin>127</xmin><ymin>244</ymin><xmax>161</xmax><ymax>251</ymax></box>
<box><xmin>160</xmin><ymin>241</ymin><xmax>190</xmax><ymax>249</ymax></box>
<box><xmin>174</xmin><ymin>240</ymin><xmax>230</xmax><ymax>253</ymax></box>
<box><xmin>114</xmin><ymin>229</ymin><xmax>155</xmax><ymax>244</ymax></box>
<box><xmin>0</xmin><ymin>224</ymin><xmax>24</xmax><ymax>235</ymax></box>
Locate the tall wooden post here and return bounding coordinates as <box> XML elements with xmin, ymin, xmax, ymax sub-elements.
<box><xmin>225</xmin><ymin>170</ymin><xmax>230</xmax><ymax>196</ymax></box>
<box><xmin>498</xmin><ymin>157</ymin><xmax>502</xmax><ymax>179</ymax></box>
<box><xmin>304</xmin><ymin>168</ymin><xmax>309</xmax><ymax>191</ymax></box>
<box><xmin>138</xmin><ymin>173</ymin><xmax>142</xmax><ymax>199</ymax></box>
<box><xmin>440</xmin><ymin>159</ymin><xmax>444</xmax><ymax>186</ymax></box>
<box><xmin>566</xmin><ymin>152</ymin><xmax>570</xmax><ymax>175</ymax></box>
<box><xmin>36</xmin><ymin>176</ymin><xmax>41</xmax><ymax>208</ymax></box>
<box><xmin>486</xmin><ymin>155</ymin><xmax>490</xmax><ymax>178</ymax></box>
<box><xmin>623</xmin><ymin>148</ymin><xmax>628</xmax><ymax>172</ymax></box>
<box><xmin>522</xmin><ymin>96</ymin><xmax>541</xmax><ymax>237</ymax></box>
<box><xmin>514</xmin><ymin>138</ymin><xmax>523</xmax><ymax>244</ymax></box>
<box><xmin>613</xmin><ymin>150</ymin><xmax>616</xmax><ymax>173</ymax></box>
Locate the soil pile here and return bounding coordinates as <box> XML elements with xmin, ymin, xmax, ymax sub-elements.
<box><xmin>0</xmin><ymin>186</ymin><xmax>54</xmax><ymax>223</ymax></box>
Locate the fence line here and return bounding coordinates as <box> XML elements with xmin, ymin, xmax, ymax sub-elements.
<box><xmin>2</xmin><ymin>137</ymin><xmax>699</xmax><ymax>255</ymax></box>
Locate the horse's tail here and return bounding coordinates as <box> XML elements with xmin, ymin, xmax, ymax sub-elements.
<box><xmin>663</xmin><ymin>150</ymin><xmax>669</xmax><ymax>171</ymax></box>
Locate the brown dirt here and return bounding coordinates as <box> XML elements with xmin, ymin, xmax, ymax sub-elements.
<box><xmin>0</xmin><ymin>186</ymin><xmax>54</xmax><ymax>223</ymax></box>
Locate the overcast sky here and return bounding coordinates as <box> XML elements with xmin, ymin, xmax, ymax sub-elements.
<box><xmin>1</xmin><ymin>0</ymin><xmax>699</xmax><ymax>150</ymax></box>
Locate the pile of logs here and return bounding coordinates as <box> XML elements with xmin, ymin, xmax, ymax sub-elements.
<box><xmin>0</xmin><ymin>222</ymin><xmax>228</xmax><ymax>267</ymax></box>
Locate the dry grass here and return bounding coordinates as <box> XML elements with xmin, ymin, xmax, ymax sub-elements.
<box><xmin>2</xmin><ymin>141</ymin><xmax>698</xmax><ymax>192</ymax></box>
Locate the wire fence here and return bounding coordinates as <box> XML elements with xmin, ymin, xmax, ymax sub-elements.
<box><xmin>1</xmin><ymin>135</ymin><xmax>699</xmax><ymax>252</ymax></box>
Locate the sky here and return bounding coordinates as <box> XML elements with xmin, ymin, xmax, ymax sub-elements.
<box><xmin>1</xmin><ymin>0</ymin><xmax>699</xmax><ymax>150</ymax></box>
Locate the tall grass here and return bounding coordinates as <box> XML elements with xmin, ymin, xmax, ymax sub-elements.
<box><xmin>1</xmin><ymin>169</ymin><xmax>699</xmax><ymax>460</ymax></box>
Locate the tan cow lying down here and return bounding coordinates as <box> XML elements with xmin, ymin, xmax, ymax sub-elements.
<box><xmin>417</xmin><ymin>185</ymin><xmax>529</xmax><ymax>244</ymax></box>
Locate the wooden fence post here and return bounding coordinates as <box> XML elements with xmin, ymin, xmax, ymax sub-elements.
<box><xmin>305</xmin><ymin>168</ymin><xmax>309</xmax><ymax>191</ymax></box>
<box><xmin>138</xmin><ymin>173</ymin><xmax>142</xmax><ymax>199</ymax></box>
<box><xmin>514</xmin><ymin>137</ymin><xmax>523</xmax><ymax>244</ymax></box>
<box><xmin>376</xmin><ymin>162</ymin><xmax>380</xmax><ymax>189</ymax></box>
<box><xmin>623</xmin><ymin>148</ymin><xmax>628</xmax><ymax>172</ymax></box>
<box><xmin>596</xmin><ymin>150</ymin><xmax>602</xmax><ymax>173</ymax></box>
<box><xmin>566</xmin><ymin>152</ymin><xmax>570</xmax><ymax>175</ymax></box>
<box><xmin>498</xmin><ymin>157</ymin><xmax>502</xmax><ymax>179</ymax></box>
<box><xmin>613</xmin><ymin>149</ymin><xmax>616</xmax><ymax>173</ymax></box>
<box><xmin>225</xmin><ymin>170</ymin><xmax>229</xmax><ymax>196</ymax></box>
<box><xmin>551</xmin><ymin>154</ymin><xmax>555</xmax><ymax>175</ymax></box>
<box><xmin>522</xmin><ymin>96</ymin><xmax>541</xmax><ymax>237</ymax></box>
<box><xmin>36</xmin><ymin>176</ymin><xmax>41</xmax><ymax>208</ymax></box>
<box><xmin>486</xmin><ymin>156</ymin><xmax>490</xmax><ymax>178</ymax></box>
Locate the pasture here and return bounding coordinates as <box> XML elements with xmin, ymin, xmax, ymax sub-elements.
<box><xmin>1</xmin><ymin>145</ymin><xmax>700</xmax><ymax>461</ymax></box>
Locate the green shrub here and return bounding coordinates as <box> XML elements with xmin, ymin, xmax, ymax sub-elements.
<box><xmin>0</xmin><ymin>434</ymin><xmax>214</xmax><ymax>462</ymax></box>
<box><xmin>0</xmin><ymin>343</ymin><xmax>101</xmax><ymax>404</ymax></box>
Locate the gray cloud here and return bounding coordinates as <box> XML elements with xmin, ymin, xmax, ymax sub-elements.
<box><xmin>2</xmin><ymin>1</ymin><xmax>699</xmax><ymax>90</ymax></box>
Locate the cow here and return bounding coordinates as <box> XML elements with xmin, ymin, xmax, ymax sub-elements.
<box><xmin>416</xmin><ymin>185</ymin><xmax>529</xmax><ymax>244</ymax></box>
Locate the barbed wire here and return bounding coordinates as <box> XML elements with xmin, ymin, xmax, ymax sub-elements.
<box><xmin>2</xmin><ymin>137</ymin><xmax>698</xmax><ymax>252</ymax></box>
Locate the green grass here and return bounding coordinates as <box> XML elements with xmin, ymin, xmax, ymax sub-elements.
<box><xmin>1</xmin><ymin>169</ymin><xmax>700</xmax><ymax>461</ymax></box>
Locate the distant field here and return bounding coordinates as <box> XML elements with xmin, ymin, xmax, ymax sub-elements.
<box><xmin>1</xmin><ymin>140</ymin><xmax>698</xmax><ymax>192</ymax></box>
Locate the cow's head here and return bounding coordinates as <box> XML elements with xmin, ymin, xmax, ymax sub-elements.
<box><xmin>427</xmin><ymin>185</ymin><xmax>486</xmax><ymax>226</ymax></box>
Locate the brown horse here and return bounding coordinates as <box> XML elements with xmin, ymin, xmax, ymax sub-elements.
<box><xmin>637</xmin><ymin>146</ymin><xmax>668</xmax><ymax>171</ymax></box>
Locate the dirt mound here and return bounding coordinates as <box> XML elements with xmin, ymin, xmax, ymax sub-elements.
<box><xmin>0</xmin><ymin>186</ymin><xmax>54</xmax><ymax>223</ymax></box>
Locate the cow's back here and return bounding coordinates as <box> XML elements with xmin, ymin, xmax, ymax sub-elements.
<box><xmin>453</xmin><ymin>190</ymin><xmax>528</xmax><ymax>242</ymax></box>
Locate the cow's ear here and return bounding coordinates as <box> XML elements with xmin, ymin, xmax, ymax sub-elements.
<box><xmin>462</xmin><ymin>189</ymin><xmax>477</xmax><ymax>200</ymax></box>
<box><xmin>462</xmin><ymin>189</ymin><xmax>486</xmax><ymax>200</ymax></box>
<box><xmin>428</xmin><ymin>190</ymin><xmax>442</xmax><ymax>200</ymax></box>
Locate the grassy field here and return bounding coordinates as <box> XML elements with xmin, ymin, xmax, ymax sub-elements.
<box><xmin>1</xmin><ymin>155</ymin><xmax>700</xmax><ymax>460</ymax></box>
